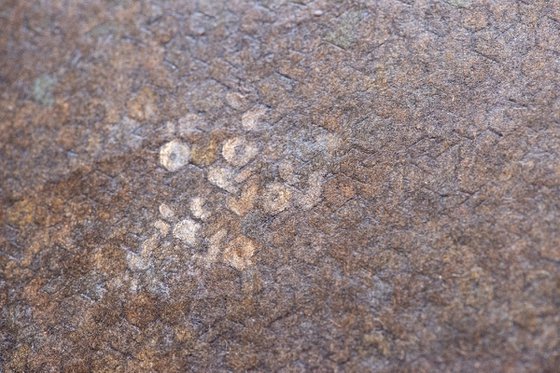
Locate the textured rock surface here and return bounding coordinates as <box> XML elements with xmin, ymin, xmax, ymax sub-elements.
<box><xmin>1</xmin><ymin>0</ymin><xmax>559</xmax><ymax>371</ymax></box>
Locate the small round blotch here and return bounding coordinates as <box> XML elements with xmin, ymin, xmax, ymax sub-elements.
<box><xmin>160</xmin><ymin>139</ymin><xmax>191</xmax><ymax>172</ymax></box>
<box><xmin>207</xmin><ymin>166</ymin><xmax>238</xmax><ymax>193</ymax></box>
<box><xmin>154</xmin><ymin>219</ymin><xmax>170</xmax><ymax>236</ymax></box>
<box><xmin>173</xmin><ymin>218</ymin><xmax>201</xmax><ymax>246</ymax></box>
<box><xmin>159</xmin><ymin>203</ymin><xmax>175</xmax><ymax>220</ymax></box>
<box><xmin>242</xmin><ymin>107</ymin><xmax>267</xmax><ymax>131</ymax></box>
<box><xmin>223</xmin><ymin>236</ymin><xmax>257</xmax><ymax>270</ymax></box>
<box><xmin>190</xmin><ymin>197</ymin><xmax>210</xmax><ymax>220</ymax></box>
<box><xmin>225</xmin><ymin>92</ymin><xmax>246</xmax><ymax>110</ymax></box>
<box><xmin>262</xmin><ymin>183</ymin><xmax>292</xmax><ymax>214</ymax></box>
<box><xmin>222</xmin><ymin>137</ymin><xmax>258</xmax><ymax>167</ymax></box>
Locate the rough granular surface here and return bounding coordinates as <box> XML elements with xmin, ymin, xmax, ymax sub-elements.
<box><xmin>1</xmin><ymin>1</ymin><xmax>559</xmax><ymax>372</ymax></box>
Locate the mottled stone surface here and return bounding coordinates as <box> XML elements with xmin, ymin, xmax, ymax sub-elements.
<box><xmin>1</xmin><ymin>0</ymin><xmax>559</xmax><ymax>372</ymax></box>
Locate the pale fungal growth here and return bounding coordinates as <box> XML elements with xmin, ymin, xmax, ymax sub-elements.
<box><xmin>207</xmin><ymin>166</ymin><xmax>238</xmax><ymax>193</ymax></box>
<box><xmin>234</xmin><ymin>163</ymin><xmax>257</xmax><ymax>184</ymax></box>
<box><xmin>262</xmin><ymin>182</ymin><xmax>292</xmax><ymax>214</ymax></box>
<box><xmin>223</xmin><ymin>236</ymin><xmax>257</xmax><ymax>270</ymax></box>
<box><xmin>190</xmin><ymin>197</ymin><xmax>210</xmax><ymax>220</ymax></box>
<box><xmin>193</xmin><ymin>229</ymin><xmax>226</xmax><ymax>266</ymax></box>
<box><xmin>140</xmin><ymin>235</ymin><xmax>159</xmax><ymax>255</ymax></box>
<box><xmin>242</xmin><ymin>106</ymin><xmax>267</xmax><ymax>131</ymax></box>
<box><xmin>158</xmin><ymin>203</ymin><xmax>175</xmax><ymax>220</ymax></box>
<box><xmin>225</xmin><ymin>92</ymin><xmax>245</xmax><ymax>110</ymax></box>
<box><xmin>222</xmin><ymin>137</ymin><xmax>258</xmax><ymax>167</ymax></box>
<box><xmin>163</xmin><ymin>121</ymin><xmax>175</xmax><ymax>137</ymax></box>
<box><xmin>154</xmin><ymin>219</ymin><xmax>170</xmax><ymax>236</ymax></box>
<box><xmin>159</xmin><ymin>139</ymin><xmax>191</xmax><ymax>172</ymax></box>
<box><xmin>127</xmin><ymin>252</ymin><xmax>150</xmax><ymax>271</ymax></box>
<box><xmin>316</xmin><ymin>132</ymin><xmax>342</xmax><ymax>156</ymax></box>
<box><xmin>172</xmin><ymin>218</ymin><xmax>201</xmax><ymax>246</ymax></box>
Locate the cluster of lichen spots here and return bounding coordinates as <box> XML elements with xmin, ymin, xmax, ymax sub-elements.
<box><xmin>149</xmin><ymin>97</ymin><xmax>344</xmax><ymax>277</ymax></box>
<box><xmin>142</xmin><ymin>189</ymin><xmax>258</xmax><ymax>271</ymax></box>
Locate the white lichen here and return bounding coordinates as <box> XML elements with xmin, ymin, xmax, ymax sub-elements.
<box><xmin>173</xmin><ymin>218</ymin><xmax>201</xmax><ymax>246</ymax></box>
<box><xmin>154</xmin><ymin>219</ymin><xmax>170</xmax><ymax>236</ymax></box>
<box><xmin>159</xmin><ymin>139</ymin><xmax>191</xmax><ymax>172</ymax></box>
<box><xmin>262</xmin><ymin>183</ymin><xmax>292</xmax><ymax>214</ymax></box>
<box><xmin>159</xmin><ymin>202</ymin><xmax>175</xmax><ymax>220</ymax></box>
<box><xmin>222</xmin><ymin>137</ymin><xmax>258</xmax><ymax>167</ymax></box>
<box><xmin>242</xmin><ymin>106</ymin><xmax>267</xmax><ymax>131</ymax></box>
<box><xmin>190</xmin><ymin>197</ymin><xmax>210</xmax><ymax>220</ymax></box>
<box><xmin>207</xmin><ymin>166</ymin><xmax>238</xmax><ymax>193</ymax></box>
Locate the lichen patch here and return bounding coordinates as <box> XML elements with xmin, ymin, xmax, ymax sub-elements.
<box><xmin>223</xmin><ymin>236</ymin><xmax>257</xmax><ymax>270</ymax></box>
<box><xmin>222</xmin><ymin>137</ymin><xmax>258</xmax><ymax>167</ymax></box>
<box><xmin>172</xmin><ymin>218</ymin><xmax>201</xmax><ymax>246</ymax></box>
<box><xmin>190</xmin><ymin>197</ymin><xmax>210</xmax><ymax>220</ymax></box>
<box><xmin>154</xmin><ymin>220</ymin><xmax>170</xmax><ymax>236</ymax></box>
<box><xmin>227</xmin><ymin>180</ymin><xmax>259</xmax><ymax>216</ymax></box>
<box><xmin>207</xmin><ymin>166</ymin><xmax>238</xmax><ymax>193</ymax></box>
<box><xmin>262</xmin><ymin>183</ymin><xmax>292</xmax><ymax>214</ymax></box>
<box><xmin>159</xmin><ymin>203</ymin><xmax>175</xmax><ymax>220</ymax></box>
<box><xmin>242</xmin><ymin>106</ymin><xmax>267</xmax><ymax>131</ymax></box>
<box><xmin>159</xmin><ymin>140</ymin><xmax>191</xmax><ymax>172</ymax></box>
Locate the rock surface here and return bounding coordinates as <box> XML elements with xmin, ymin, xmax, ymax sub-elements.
<box><xmin>1</xmin><ymin>0</ymin><xmax>559</xmax><ymax>371</ymax></box>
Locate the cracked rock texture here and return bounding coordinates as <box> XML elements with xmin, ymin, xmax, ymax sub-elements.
<box><xmin>1</xmin><ymin>0</ymin><xmax>559</xmax><ymax>372</ymax></box>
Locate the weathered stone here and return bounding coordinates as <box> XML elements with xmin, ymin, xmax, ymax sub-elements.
<box><xmin>1</xmin><ymin>1</ymin><xmax>559</xmax><ymax>371</ymax></box>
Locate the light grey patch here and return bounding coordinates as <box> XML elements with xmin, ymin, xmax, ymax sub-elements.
<box><xmin>242</xmin><ymin>106</ymin><xmax>268</xmax><ymax>131</ymax></box>
<box><xmin>223</xmin><ymin>236</ymin><xmax>257</xmax><ymax>270</ymax></box>
<box><xmin>225</xmin><ymin>92</ymin><xmax>246</xmax><ymax>110</ymax></box>
<box><xmin>294</xmin><ymin>170</ymin><xmax>325</xmax><ymax>210</ymax></box>
<box><xmin>177</xmin><ymin>114</ymin><xmax>205</xmax><ymax>137</ymax></box>
<box><xmin>173</xmin><ymin>218</ymin><xmax>201</xmax><ymax>246</ymax></box>
<box><xmin>33</xmin><ymin>74</ymin><xmax>57</xmax><ymax>106</ymax></box>
<box><xmin>200</xmin><ymin>229</ymin><xmax>227</xmax><ymax>265</ymax></box>
<box><xmin>106</xmin><ymin>116</ymin><xmax>144</xmax><ymax>151</ymax></box>
<box><xmin>154</xmin><ymin>219</ymin><xmax>170</xmax><ymax>236</ymax></box>
<box><xmin>222</xmin><ymin>137</ymin><xmax>258</xmax><ymax>167</ymax></box>
<box><xmin>207</xmin><ymin>166</ymin><xmax>238</xmax><ymax>193</ymax></box>
<box><xmin>190</xmin><ymin>197</ymin><xmax>210</xmax><ymax>220</ymax></box>
<box><xmin>159</xmin><ymin>203</ymin><xmax>175</xmax><ymax>220</ymax></box>
<box><xmin>160</xmin><ymin>139</ymin><xmax>191</xmax><ymax>172</ymax></box>
<box><xmin>447</xmin><ymin>0</ymin><xmax>471</xmax><ymax>8</ymax></box>
<box><xmin>368</xmin><ymin>276</ymin><xmax>393</xmax><ymax>309</ymax></box>
<box><xmin>325</xmin><ymin>10</ymin><xmax>367</xmax><ymax>49</ymax></box>
<box><xmin>262</xmin><ymin>182</ymin><xmax>292</xmax><ymax>214</ymax></box>
<box><xmin>127</xmin><ymin>251</ymin><xmax>150</xmax><ymax>271</ymax></box>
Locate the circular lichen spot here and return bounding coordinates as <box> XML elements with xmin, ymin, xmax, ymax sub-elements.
<box><xmin>173</xmin><ymin>218</ymin><xmax>201</xmax><ymax>246</ymax></box>
<box><xmin>262</xmin><ymin>183</ymin><xmax>292</xmax><ymax>214</ymax></box>
<box><xmin>222</xmin><ymin>137</ymin><xmax>258</xmax><ymax>167</ymax></box>
<box><xmin>159</xmin><ymin>139</ymin><xmax>191</xmax><ymax>172</ymax></box>
<box><xmin>242</xmin><ymin>106</ymin><xmax>267</xmax><ymax>131</ymax></box>
<box><xmin>223</xmin><ymin>236</ymin><xmax>257</xmax><ymax>270</ymax></box>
